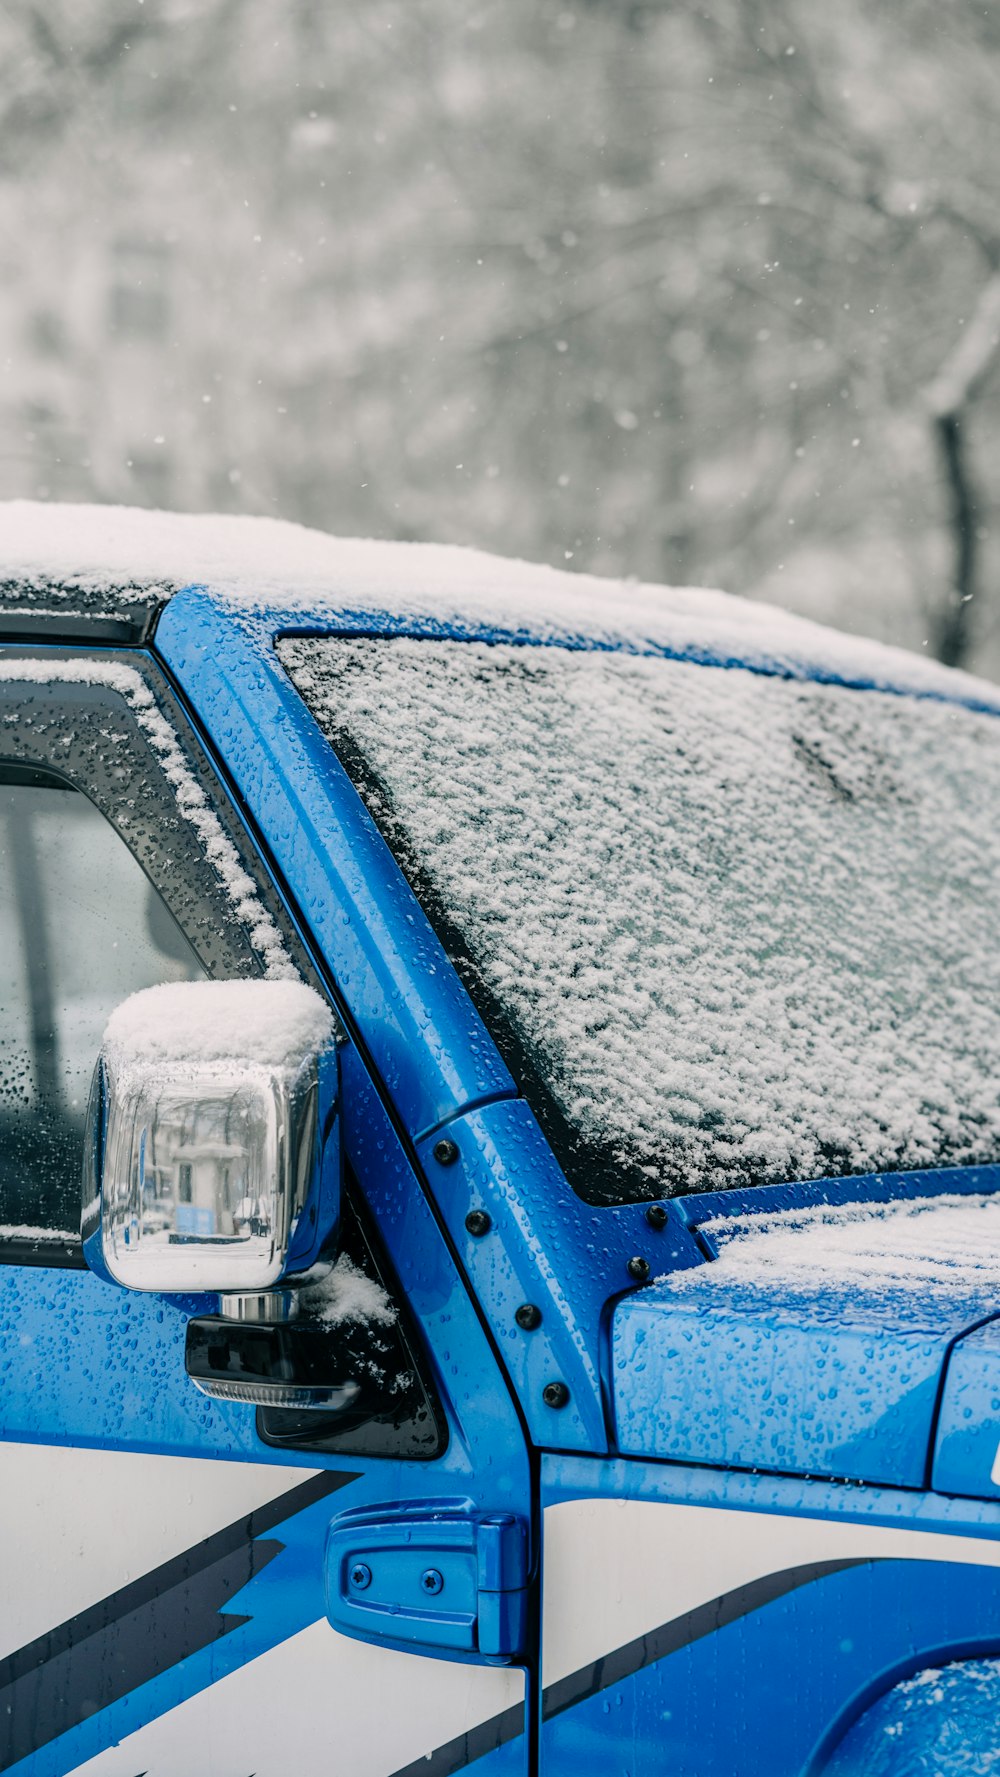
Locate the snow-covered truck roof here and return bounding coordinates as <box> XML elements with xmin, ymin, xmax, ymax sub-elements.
<box><xmin>3</xmin><ymin>498</ymin><xmax>1000</xmax><ymax>717</ymax></box>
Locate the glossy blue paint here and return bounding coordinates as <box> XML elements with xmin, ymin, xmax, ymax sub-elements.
<box><xmin>416</xmin><ymin>1098</ymin><xmax>700</xmax><ymax>1451</ymax></box>
<box><xmin>612</xmin><ymin>1167</ymin><xmax>1000</xmax><ymax>1486</ymax></box>
<box><xmin>0</xmin><ymin>1267</ymin><xmax>264</xmax><ymax>1460</ymax></box>
<box><xmin>612</xmin><ymin>1276</ymin><xmax>998</xmax><ymax>1486</ymax></box>
<box><xmin>338</xmin><ymin>1040</ymin><xmax>531</xmax><ymax>1493</ymax></box>
<box><xmin>933</xmin><ymin>1317</ymin><xmax>1000</xmax><ymax>1502</ymax></box>
<box><xmin>544</xmin><ymin>1451</ymin><xmax>1000</xmax><ymax>1539</ymax></box>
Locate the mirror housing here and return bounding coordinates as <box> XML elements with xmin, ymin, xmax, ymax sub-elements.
<box><xmin>82</xmin><ymin>980</ymin><xmax>339</xmax><ymax>1295</ymax></box>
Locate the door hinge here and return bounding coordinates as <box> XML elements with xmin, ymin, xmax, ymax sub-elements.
<box><xmin>325</xmin><ymin>1502</ymin><xmax>529</xmax><ymax>1665</ymax></box>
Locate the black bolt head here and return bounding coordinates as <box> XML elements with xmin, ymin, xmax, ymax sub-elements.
<box><xmin>542</xmin><ymin>1380</ymin><xmax>570</xmax><ymax>1409</ymax></box>
<box><xmin>465</xmin><ymin>1208</ymin><xmax>492</xmax><ymax>1237</ymax></box>
<box><xmin>515</xmin><ymin>1302</ymin><xmax>542</xmax><ymax>1331</ymax></box>
<box><xmin>433</xmin><ymin>1137</ymin><xmax>459</xmax><ymax>1166</ymax></box>
<box><xmin>627</xmin><ymin>1255</ymin><xmax>651</xmax><ymax>1282</ymax></box>
<box><xmin>644</xmin><ymin>1203</ymin><xmax>669</xmax><ymax>1230</ymax></box>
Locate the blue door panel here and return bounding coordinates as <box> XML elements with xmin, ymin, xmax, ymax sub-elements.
<box><xmin>0</xmin><ymin>1267</ymin><xmax>262</xmax><ymax>1460</ymax></box>
<box><xmin>540</xmin><ymin>1455</ymin><xmax>1000</xmax><ymax>1777</ymax></box>
<box><xmin>541</xmin><ymin>1560</ymin><xmax>1000</xmax><ymax>1777</ymax></box>
<box><xmin>4</xmin><ymin>1472</ymin><xmax>352</xmax><ymax>1777</ymax></box>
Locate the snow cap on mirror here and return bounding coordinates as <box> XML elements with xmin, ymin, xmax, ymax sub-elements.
<box><xmin>102</xmin><ymin>979</ymin><xmax>335</xmax><ymax>1073</ymax></box>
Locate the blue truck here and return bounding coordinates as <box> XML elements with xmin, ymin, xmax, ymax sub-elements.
<box><xmin>3</xmin><ymin>501</ymin><xmax>1000</xmax><ymax>1776</ymax></box>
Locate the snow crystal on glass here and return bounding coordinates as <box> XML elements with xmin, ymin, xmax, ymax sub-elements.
<box><xmin>282</xmin><ymin>636</ymin><xmax>1000</xmax><ymax>1196</ymax></box>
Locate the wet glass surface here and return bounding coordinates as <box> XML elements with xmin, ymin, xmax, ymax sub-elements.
<box><xmin>0</xmin><ymin>773</ymin><xmax>206</xmax><ymax>1237</ymax></box>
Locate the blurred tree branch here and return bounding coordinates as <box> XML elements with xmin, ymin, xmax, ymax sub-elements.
<box><xmin>924</xmin><ymin>274</ymin><xmax>1000</xmax><ymax>666</ymax></box>
<box><xmin>2</xmin><ymin>0</ymin><xmax>1000</xmax><ymax>674</ymax></box>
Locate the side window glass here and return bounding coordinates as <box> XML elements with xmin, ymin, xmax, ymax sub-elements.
<box><xmin>0</xmin><ymin>767</ymin><xmax>207</xmax><ymax>1246</ymax></box>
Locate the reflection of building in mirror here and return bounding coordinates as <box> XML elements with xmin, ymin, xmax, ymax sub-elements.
<box><xmin>139</xmin><ymin>1093</ymin><xmax>265</xmax><ymax>1245</ymax></box>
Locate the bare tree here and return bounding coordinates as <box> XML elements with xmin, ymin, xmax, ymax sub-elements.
<box><xmin>925</xmin><ymin>274</ymin><xmax>1000</xmax><ymax>667</ymax></box>
<box><xmin>1</xmin><ymin>0</ymin><xmax>1000</xmax><ymax>676</ymax></box>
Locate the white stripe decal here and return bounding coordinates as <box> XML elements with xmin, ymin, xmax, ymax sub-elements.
<box><xmin>0</xmin><ymin>1441</ymin><xmax>317</xmax><ymax>1663</ymax></box>
<box><xmin>69</xmin><ymin>1621</ymin><xmax>524</xmax><ymax>1777</ymax></box>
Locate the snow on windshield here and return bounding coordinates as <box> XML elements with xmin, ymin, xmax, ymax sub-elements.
<box><xmin>282</xmin><ymin>635</ymin><xmax>1000</xmax><ymax>1200</ymax></box>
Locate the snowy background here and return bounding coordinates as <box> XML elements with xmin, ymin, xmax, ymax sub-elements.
<box><xmin>2</xmin><ymin>1</ymin><xmax>999</xmax><ymax>675</ymax></box>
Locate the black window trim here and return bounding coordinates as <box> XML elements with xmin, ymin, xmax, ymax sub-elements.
<box><xmin>0</xmin><ymin>648</ymin><xmax>298</xmax><ymax>1265</ymax></box>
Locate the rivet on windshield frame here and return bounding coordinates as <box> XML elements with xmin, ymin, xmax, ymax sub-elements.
<box><xmin>433</xmin><ymin>1137</ymin><xmax>459</xmax><ymax>1166</ymax></box>
<box><xmin>644</xmin><ymin>1203</ymin><xmax>669</xmax><ymax>1231</ymax></box>
<box><xmin>543</xmin><ymin>1381</ymin><xmax>570</xmax><ymax>1410</ymax></box>
<box><xmin>465</xmin><ymin>1209</ymin><xmax>492</xmax><ymax>1237</ymax></box>
<box><xmin>627</xmin><ymin>1255</ymin><xmax>651</xmax><ymax>1282</ymax></box>
<box><xmin>515</xmin><ymin>1303</ymin><xmax>542</xmax><ymax>1331</ymax></box>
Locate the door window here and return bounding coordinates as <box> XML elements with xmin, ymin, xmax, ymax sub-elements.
<box><xmin>0</xmin><ymin>651</ymin><xmax>302</xmax><ymax>1260</ymax></box>
<box><xmin>0</xmin><ymin>768</ymin><xmax>207</xmax><ymax>1244</ymax></box>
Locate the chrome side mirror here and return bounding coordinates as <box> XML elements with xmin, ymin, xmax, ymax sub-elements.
<box><xmin>82</xmin><ymin>980</ymin><xmax>339</xmax><ymax>1297</ymax></box>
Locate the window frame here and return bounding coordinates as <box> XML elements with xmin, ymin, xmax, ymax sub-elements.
<box><xmin>0</xmin><ymin>646</ymin><xmax>300</xmax><ymax>1267</ymax></box>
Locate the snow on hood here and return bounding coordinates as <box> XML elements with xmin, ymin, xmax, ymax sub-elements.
<box><xmin>3</xmin><ymin>498</ymin><xmax>999</xmax><ymax>711</ymax></box>
<box><xmin>668</xmin><ymin>1193</ymin><xmax>1000</xmax><ymax>1294</ymax></box>
<box><xmin>102</xmin><ymin>980</ymin><xmax>334</xmax><ymax>1073</ymax></box>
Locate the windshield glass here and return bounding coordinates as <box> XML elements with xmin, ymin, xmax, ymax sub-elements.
<box><xmin>281</xmin><ymin>636</ymin><xmax>1000</xmax><ymax>1205</ymax></box>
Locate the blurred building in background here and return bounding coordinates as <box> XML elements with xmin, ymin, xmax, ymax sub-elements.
<box><xmin>1</xmin><ymin>0</ymin><xmax>999</xmax><ymax>674</ymax></box>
